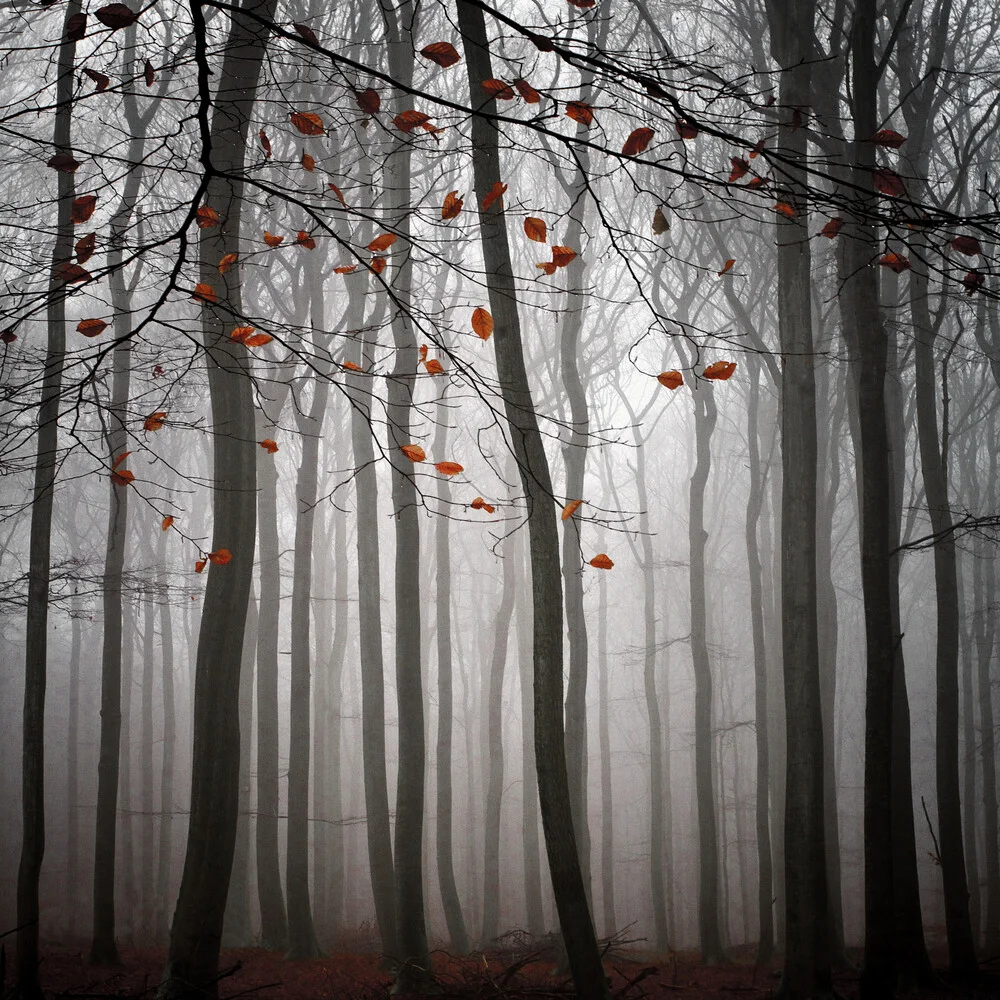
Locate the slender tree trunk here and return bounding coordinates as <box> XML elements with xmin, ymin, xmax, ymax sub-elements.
<box><xmin>961</xmin><ymin>559</ymin><xmax>981</xmax><ymax>946</ymax></box>
<box><xmin>159</xmin><ymin>0</ymin><xmax>272</xmax><ymax>991</ymax></box>
<box><xmin>67</xmin><ymin>578</ymin><xmax>83</xmax><ymax>940</ymax></box>
<box><xmin>457</xmin><ymin>4</ymin><xmax>607</xmax><ymax>993</ymax></box>
<box><xmin>597</xmin><ymin>561</ymin><xmax>616</xmax><ymax>939</ymax></box>
<box><xmin>978</xmin><ymin>537</ymin><xmax>1000</xmax><ymax>953</ymax></box>
<box><xmin>119</xmin><ymin>601</ymin><xmax>136</xmax><ymax>944</ymax></box>
<box><xmin>141</xmin><ymin>587</ymin><xmax>156</xmax><ymax>939</ymax></box>
<box><xmin>156</xmin><ymin>527</ymin><xmax>176</xmax><ymax>944</ymax></box>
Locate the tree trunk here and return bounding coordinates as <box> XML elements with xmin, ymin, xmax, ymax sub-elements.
<box><xmin>67</xmin><ymin>573</ymin><xmax>83</xmax><ymax>940</ymax></box>
<box><xmin>159</xmin><ymin>0</ymin><xmax>272</xmax><ymax>991</ymax></box>
<box><xmin>141</xmin><ymin>587</ymin><xmax>156</xmax><ymax>939</ymax></box>
<box><xmin>597</xmin><ymin>560</ymin><xmax>616</xmax><ymax>940</ymax></box>
<box><xmin>457</xmin><ymin>3</ymin><xmax>607</xmax><ymax>994</ymax></box>
<box><xmin>156</xmin><ymin>526</ymin><xmax>177</xmax><ymax>944</ymax></box>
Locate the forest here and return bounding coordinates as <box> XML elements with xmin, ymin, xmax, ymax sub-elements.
<box><xmin>0</xmin><ymin>0</ymin><xmax>998</xmax><ymax>998</ymax></box>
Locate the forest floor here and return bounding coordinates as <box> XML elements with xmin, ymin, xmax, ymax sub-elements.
<box><xmin>20</xmin><ymin>942</ymin><xmax>1000</xmax><ymax>1000</ymax></box>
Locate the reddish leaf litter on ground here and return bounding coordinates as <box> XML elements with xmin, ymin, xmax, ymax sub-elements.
<box><xmin>22</xmin><ymin>942</ymin><xmax>1000</xmax><ymax>998</ymax></box>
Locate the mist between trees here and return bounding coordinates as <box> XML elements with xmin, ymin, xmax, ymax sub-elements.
<box><xmin>0</xmin><ymin>0</ymin><xmax>999</xmax><ymax>998</ymax></box>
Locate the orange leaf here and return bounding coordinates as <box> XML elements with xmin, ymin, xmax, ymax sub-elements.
<box><xmin>657</xmin><ymin>370</ymin><xmax>683</xmax><ymax>390</ymax></box>
<box><xmin>301</xmin><ymin>150</ymin><xmax>315</xmax><ymax>172</ymax></box>
<box><xmin>393</xmin><ymin>109</ymin><xmax>430</xmax><ymax>132</ymax></box>
<box><xmin>368</xmin><ymin>233</ymin><xmax>397</xmax><ymax>253</ymax></box>
<box><xmin>230</xmin><ymin>326</ymin><xmax>254</xmax><ymax>342</ymax></box>
<box><xmin>334</xmin><ymin>264</ymin><xmax>358</xmax><ymax>274</ymax></box>
<box><xmin>435</xmin><ymin>461</ymin><xmax>464</xmax><ymax>476</ymax></box>
<box><xmin>472</xmin><ymin>307</ymin><xmax>493</xmax><ymax>340</ymax></box>
<box><xmin>218</xmin><ymin>252</ymin><xmax>238</xmax><ymax>274</ymax></box>
<box><xmin>296</xmin><ymin>230</ymin><xmax>316</xmax><ymax>249</ymax></box>
<box><xmin>524</xmin><ymin>217</ymin><xmax>547</xmax><ymax>243</ymax></box>
<box><xmin>259</xmin><ymin>129</ymin><xmax>272</xmax><ymax>158</ymax></box>
<box><xmin>290</xmin><ymin>110</ymin><xmax>324</xmax><ymax>135</ymax></box>
<box><xmin>263</xmin><ymin>231</ymin><xmax>284</xmax><ymax>247</ymax></box>
<box><xmin>470</xmin><ymin>496</ymin><xmax>496</xmax><ymax>514</ymax></box>
<box><xmin>872</xmin><ymin>168</ymin><xmax>905</xmax><ymax>198</ymax></box>
<box><xmin>565</xmin><ymin>101</ymin><xmax>593</xmax><ymax>126</ymax></box>
<box><xmin>195</xmin><ymin>205</ymin><xmax>219</xmax><ymax>228</ymax></box>
<box><xmin>193</xmin><ymin>283</ymin><xmax>217</xmax><ymax>303</ymax></box>
<box><xmin>821</xmin><ymin>217</ymin><xmax>844</xmax><ymax>239</ymax></box>
<box><xmin>421</xmin><ymin>41</ymin><xmax>461</xmax><ymax>67</ymax></box>
<box><xmin>871</xmin><ymin>129</ymin><xmax>906</xmax><ymax>149</ymax></box>
<box><xmin>71</xmin><ymin>195</ymin><xmax>97</xmax><ymax>224</ymax></box>
<box><xmin>951</xmin><ymin>235</ymin><xmax>982</xmax><ymax>256</ymax></box>
<box><xmin>749</xmin><ymin>138</ymin><xmax>766</xmax><ymax>159</ymax></box>
<box><xmin>747</xmin><ymin>176</ymin><xmax>769</xmax><ymax>189</ymax></box>
<box><xmin>513</xmin><ymin>78</ymin><xmax>541</xmax><ymax>103</ymax></box>
<box><xmin>143</xmin><ymin>410</ymin><xmax>167</xmax><ymax>432</ymax></box>
<box><xmin>423</xmin><ymin>358</ymin><xmax>445</xmax><ymax>375</ymax></box>
<box><xmin>482</xmin><ymin>79</ymin><xmax>516</xmax><ymax>100</ymax></box>
<box><xmin>561</xmin><ymin>499</ymin><xmax>583</xmax><ymax>520</ymax></box>
<box><xmin>208</xmin><ymin>548</ymin><xmax>232</xmax><ymax>565</ymax></box>
<box><xmin>442</xmin><ymin>190</ymin><xmax>464</xmax><ymax>219</ymax></box>
<box><xmin>75</xmin><ymin>232</ymin><xmax>96</xmax><ymax>264</ymax></box>
<box><xmin>259</xmin><ymin>439</ymin><xmax>279</xmax><ymax>454</ymax></box>
<box><xmin>728</xmin><ymin>157</ymin><xmax>750</xmax><ymax>182</ymax></box>
<box><xmin>369</xmin><ymin>256</ymin><xmax>387</xmax><ymax>275</ymax></box>
<box><xmin>244</xmin><ymin>333</ymin><xmax>273</xmax><ymax>347</ymax></box>
<box><xmin>419</xmin><ymin>345</ymin><xmax>428</xmax><ymax>362</ymax></box>
<box><xmin>551</xmin><ymin>245</ymin><xmax>577</xmax><ymax>267</ymax></box>
<box><xmin>590</xmin><ymin>553</ymin><xmax>614</xmax><ymax>570</ymax></box>
<box><xmin>195</xmin><ymin>559</ymin><xmax>207</xmax><ymax>574</ymax></box>
<box><xmin>328</xmin><ymin>183</ymin><xmax>347</xmax><ymax>207</ymax></box>
<box><xmin>703</xmin><ymin>360</ymin><xmax>737</xmax><ymax>380</ymax></box>
<box><xmin>773</xmin><ymin>202</ymin><xmax>797</xmax><ymax>219</ymax></box>
<box><xmin>77</xmin><ymin>317</ymin><xmax>108</xmax><ymax>338</ymax></box>
<box><xmin>536</xmin><ymin>261</ymin><xmax>558</xmax><ymax>276</ymax></box>
<box><xmin>675</xmin><ymin>119</ymin><xmax>698</xmax><ymax>140</ymax></box>
<box><xmin>161</xmin><ymin>516</ymin><xmax>174</xmax><ymax>531</ymax></box>
<box><xmin>622</xmin><ymin>127</ymin><xmax>654</xmax><ymax>156</ymax></box>
<box><xmin>112</xmin><ymin>451</ymin><xmax>131</xmax><ymax>470</ymax></box>
<box><xmin>717</xmin><ymin>258</ymin><xmax>736</xmax><ymax>277</ymax></box>
<box><xmin>482</xmin><ymin>182</ymin><xmax>507</xmax><ymax>212</ymax></box>
<box><xmin>111</xmin><ymin>468</ymin><xmax>135</xmax><ymax>487</ymax></box>
<box><xmin>342</xmin><ymin>360</ymin><xmax>362</xmax><ymax>371</ymax></box>
<box><xmin>401</xmin><ymin>444</ymin><xmax>426</xmax><ymax>463</ymax></box>
<box><xmin>878</xmin><ymin>252</ymin><xmax>911</xmax><ymax>273</ymax></box>
<box><xmin>355</xmin><ymin>88</ymin><xmax>381</xmax><ymax>115</ymax></box>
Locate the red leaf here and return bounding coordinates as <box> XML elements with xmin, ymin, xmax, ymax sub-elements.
<box><xmin>821</xmin><ymin>217</ymin><xmax>844</xmax><ymax>239</ymax></box>
<box><xmin>482</xmin><ymin>79</ymin><xmax>516</xmax><ymax>100</ymax></box>
<box><xmin>622</xmin><ymin>127</ymin><xmax>655</xmax><ymax>157</ymax></box>
<box><xmin>293</xmin><ymin>22</ymin><xmax>319</xmax><ymax>45</ymax></box>
<box><xmin>401</xmin><ymin>444</ymin><xmax>426</xmax><ymax>463</ymax></box>
<box><xmin>368</xmin><ymin>232</ymin><xmax>397</xmax><ymax>253</ymax></box>
<box><xmin>111</xmin><ymin>468</ymin><xmax>135</xmax><ymax>487</ymax></box>
<box><xmin>259</xmin><ymin>129</ymin><xmax>272</xmax><ymax>158</ymax></box>
<box><xmin>57</xmin><ymin>262</ymin><xmax>92</xmax><ymax>283</ymax></box>
<box><xmin>435</xmin><ymin>461</ymin><xmax>463</xmax><ymax>476</ymax></box>
<box><xmin>208</xmin><ymin>548</ymin><xmax>232</xmax><ymax>565</ymax></box>
<box><xmin>951</xmin><ymin>235</ymin><xmax>982</xmax><ymax>257</ymax></box>
<box><xmin>75</xmin><ymin>232</ymin><xmax>96</xmax><ymax>264</ymax></box>
<box><xmin>290</xmin><ymin>110</ymin><xmax>324</xmax><ymax>135</ymax></box>
<box><xmin>369</xmin><ymin>257</ymin><xmax>386</xmax><ymax>275</ymax></box>
<box><xmin>95</xmin><ymin>4</ymin><xmax>138</xmax><ymax>30</ymax></box>
<box><xmin>259</xmin><ymin>439</ymin><xmax>279</xmax><ymax>454</ymax></box>
<box><xmin>872</xmin><ymin>168</ymin><xmax>906</xmax><ymax>198</ymax></box>
<box><xmin>328</xmin><ymin>183</ymin><xmax>347</xmax><ymax>207</ymax></box>
<box><xmin>144</xmin><ymin>59</ymin><xmax>154</xmax><ymax>87</ymax></box>
<box><xmin>871</xmin><ymin>129</ymin><xmax>906</xmax><ymax>149</ymax></box>
<box><xmin>218</xmin><ymin>253</ymin><xmax>238</xmax><ymax>274</ymax></box>
<box><xmin>295</xmin><ymin>230</ymin><xmax>316</xmax><ymax>249</ymax></box>
<box><xmin>77</xmin><ymin>318</ymin><xmax>108</xmax><ymax>338</ymax></box>
<box><xmin>393</xmin><ymin>110</ymin><xmax>430</xmax><ymax>132</ymax></box>
<box><xmin>442</xmin><ymin>190</ymin><xmax>464</xmax><ymax>219</ymax></box>
<box><xmin>244</xmin><ymin>333</ymin><xmax>273</xmax><ymax>347</ymax></box>
<box><xmin>703</xmin><ymin>360</ymin><xmax>737</xmax><ymax>380</ymax></box>
<box><xmin>66</xmin><ymin>12</ymin><xmax>87</xmax><ymax>40</ymax></box>
<box><xmin>717</xmin><ymin>258</ymin><xmax>736</xmax><ymax>277</ymax></box>
<box><xmin>230</xmin><ymin>326</ymin><xmax>254</xmax><ymax>343</ymax></box>
<box><xmin>48</xmin><ymin>154</ymin><xmax>80</xmax><ymax>173</ymax></box>
<box><xmin>773</xmin><ymin>201</ymin><xmax>797</xmax><ymax>219</ymax></box>
<box><xmin>161</xmin><ymin>516</ymin><xmax>174</xmax><ymax>531</ymax></box>
<box><xmin>195</xmin><ymin>559</ymin><xmax>207</xmax><ymax>574</ymax></box>
<box><xmin>421</xmin><ymin>41</ymin><xmax>461</xmax><ymax>67</ymax></box>
<box><xmin>513</xmin><ymin>78</ymin><xmax>541</xmax><ymax>103</ymax></box>
<box><xmin>263</xmin><ymin>231</ymin><xmax>284</xmax><ymax>247</ymax></box>
<box><xmin>0</xmin><ymin>330</ymin><xmax>17</xmax><ymax>344</ymax></box>
<box><xmin>878</xmin><ymin>252</ymin><xmax>911</xmax><ymax>273</ymax></box>
<box><xmin>727</xmin><ymin>157</ymin><xmax>750</xmax><ymax>183</ymax></box>
<box><xmin>472</xmin><ymin>307</ymin><xmax>493</xmax><ymax>340</ymax></box>
<box><xmin>334</xmin><ymin>264</ymin><xmax>358</xmax><ymax>275</ymax></box>
<box><xmin>71</xmin><ymin>195</ymin><xmax>97</xmax><ymax>224</ymax></box>
<box><xmin>536</xmin><ymin>261</ymin><xmax>558</xmax><ymax>276</ymax></box>
<box><xmin>301</xmin><ymin>150</ymin><xmax>315</xmax><ymax>172</ymax></box>
<box><xmin>192</xmin><ymin>282</ymin><xmax>217</xmax><ymax>303</ymax></box>
<box><xmin>112</xmin><ymin>451</ymin><xmax>131</xmax><ymax>470</ymax></box>
<box><xmin>657</xmin><ymin>370</ymin><xmax>683</xmax><ymax>390</ymax></box>
<box><xmin>749</xmin><ymin>138</ymin><xmax>766</xmax><ymax>159</ymax></box>
<box><xmin>524</xmin><ymin>217</ymin><xmax>547</xmax><ymax>243</ymax></box>
<box><xmin>482</xmin><ymin>181</ymin><xmax>507</xmax><ymax>212</ymax></box>
<box><xmin>551</xmin><ymin>245</ymin><xmax>577</xmax><ymax>267</ymax></box>
<box><xmin>565</xmin><ymin>101</ymin><xmax>594</xmax><ymax>126</ymax></box>
<box><xmin>561</xmin><ymin>499</ymin><xmax>583</xmax><ymax>520</ymax></box>
<box><xmin>590</xmin><ymin>553</ymin><xmax>614</xmax><ymax>570</ymax></box>
<box><xmin>195</xmin><ymin>205</ymin><xmax>219</xmax><ymax>228</ymax></box>
<box><xmin>746</xmin><ymin>176</ymin><xmax>769</xmax><ymax>189</ymax></box>
<box><xmin>470</xmin><ymin>496</ymin><xmax>496</xmax><ymax>514</ymax></box>
<box><xmin>675</xmin><ymin>119</ymin><xmax>699</xmax><ymax>140</ymax></box>
<box><xmin>355</xmin><ymin>88</ymin><xmax>381</xmax><ymax>115</ymax></box>
<box><xmin>143</xmin><ymin>411</ymin><xmax>167</xmax><ymax>432</ymax></box>
<box><xmin>423</xmin><ymin>358</ymin><xmax>445</xmax><ymax>375</ymax></box>
<box><xmin>963</xmin><ymin>270</ymin><xmax>985</xmax><ymax>295</ymax></box>
<box><xmin>82</xmin><ymin>67</ymin><xmax>110</xmax><ymax>91</ymax></box>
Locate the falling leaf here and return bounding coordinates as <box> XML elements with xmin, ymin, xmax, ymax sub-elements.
<box><xmin>82</xmin><ymin>67</ymin><xmax>109</xmax><ymax>90</ymax></box>
<box><xmin>565</xmin><ymin>101</ymin><xmax>594</xmax><ymax>126</ymax></box>
<box><xmin>111</xmin><ymin>468</ymin><xmax>135</xmax><ymax>487</ymax></box>
<box><xmin>66</xmin><ymin>13</ymin><xmax>87</xmax><ymax>41</ymax></box>
<box><xmin>193</xmin><ymin>283</ymin><xmax>216</xmax><ymax>303</ymax></box>
<box><xmin>342</xmin><ymin>360</ymin><xmax>362</xmax><ymax>371</ymax></box>
<box><xmin>513</xmin><ymin>78</ymin><xmax>541</xmax><ymax>103</ymax></box>
<box><xmin>71</xmin><ymin>195</ymin><xmax>97</xmax><ymax>224</ymax></box>
<box><xmin>963</xmin><ymin>270</ymin><xmax>984</xmax><ymax>295</ymax></box>
<box><xmin>393</xmin><ymin>109</ymin><xmax>430</xmax><ymax>131</ymax></box>
<box><xmin>567</xmin><ymin>0</ymin><xmax>596</xmax><ymax>7</ymax></box>
<box><xmin>230</xmin><ymin>326</ymin><xmax>254</xmax><ymax>342</ymax></box>
<box><xmin>747</xmin><ymin>176</ymin><xmax>769</xmax><ymax>189</ymax></box>
<box><xmin>301</xmin><ymin>150</ymin><xmax>315</xmax><ymax>172</ymax></box>
<box><xmin>161</xmin><ymin>516</ymin><xmax>174</xmax><ymax>531</ymax></box>
<box><xmin>717</xmin><ymin>258</ymin><xmax>736</xmax><ymax>277</ymax></box>
<box><xmin>590</xmin><ymin>553</ymin><xmax>614</xmax><ymax>570</ymax></box>
<box><xmin>290</xmin><ymin>110</ymin><xmax>324</xmax><ymax>135</ymax></box>
<box><xmin>703</xmin><ymin>360</ymin><xmax>737</xmax><ymax>380</ymax></box>
<box><xmin>112</xmin><ymin>451</ymin><xmax>131</xmax><ymax>470</ymax></box>
<box><xmin>472</xmin><ymin>307</ymin><xmax>493</xmax><ymax>340</ymax></box>
<box><xmin>263</xmin><ymin>231</ymin><xmax>284</xmax><ymax>247</ymax></box>
<box><xmin>536</xmin><ymin>261</ymin><xmax>558</xmax><ymax>276</ymax></box>
<box><xmin>423</xmin><ymin>358</ymin><xmax>445</xmax><ymax>375</ymax></box>
<box><xmin>774</xmin><ymin>201</ymin><xmax>797</xmax><ymax>219</ymax></box>
<box><xmin>259</xmin><ymin>129</ymin><xmax>272</xmax><ymax>157</ymax></box>
<box><xmin>196</xmin><ymin>205</ymin><xmax>219</xmax><ymax>228</ymax></box>
<box><xmin>951</xmin><ymin>235</ymin><xmax>982</xmax><ymax>256</ymax></box>
<box><xmin>482</xmin><ymin>181</ymin><xmax>507</xmax><ymax>212</ymax></box>
<box><xmin>878</xmin><ymin>251</ymin><xmax>911</xmax><ymax>273</ymax></box>
<box><xmin>208</xmin><ymin>548</ymin><xmax>232</xmax><ymax>565</ymax></box>
<box><xmin>419</xmin><ymin>345</ymin><xmax>429</xmax><ymax>361</ymax></box>
<box><xmin>356</xmin><ymin>89</ymin><xmax>381</xmax><ymax>115</ymax></box>
<box><xmin>295</xmin><ymin>230</ymin><xmax>316</xmax><ymax>249</ymax></box>
<box><xmin>871</xmin><ymin>129</ymin><xmax>906</xmax><ymax>149</ymax></box>
<box><xmin>143</xmin><ymin>411</ymin><xmax>167</xmax><ymax>432</ymax></box>
<box><xmin>561</xmin><ymin>499</ymin><xmax>583</xmax><ymax>520</ymax></box>
<box><xmin>872</xmin><ymin>168</ymin><xmax>905</xmax><ymax>198</ymax></box>
<box><xmin>435</xmin><ymin>461</ymin><xmax>464</xmax><ymax>476</ymax></box>
<box><xmin>77</xmin><ymin>317</ymin><xmax>108</xmax><ymax>338</ymax></box>
<box><xmin>675</xmin><ymin>119</ymin><xmax>699</xmax><ymax>140</ymax></box>
<box><xmin>245</xmin><ymin>333</ymin><xmax>273</xmax><ymax>347</ymax></box>
<box><xmin>652</xmin><ymin>207</ymin><xmax>670</xmax><ymax>235</ymax></box>
<box><xmin>401</xmin><ymin>444</ymin><xmax>426</xmax><ymax>463</ymax></box>
<box><xmin>728</xmin><ymin>157</ymin><xmax>750</xmax><ymax>183</ymax></box>
<box><xmin>56</xmin><ymin>262</ymin><xmax>92</xmax><ymax>283</ymax></box>
<box><xmin>470</xmin><ymin>496</ymin><xmax>496</xmax><ymax>513</ymax></box>
<box><xmin>821</xmin><ymin>217</ymin><xmax>844</xmax><ymax>239</ymax></box>
<box><xmin>0</xmin><ymin>330</ymin><xmax>16</xmax><ymax>344</ymax></box>
<box><xmin>95</xmin><ymin>4</ymin><xmax>139</xmax><ymax>30</ymax></box>
<box><xmin>195</xmin><ymin>559</ymin><xmax>207</xmax><ymax>574</ymax></box>
<box><xmin>218</xmin><ymin>253</ymin><xmax>238</xmax><ymax>274</ymax></box>
<box><xmin>622</xmin><ymin>127</ymin><xmax>655</xmax><ymax>157</ymax></box>
<box><xmin>551</xmin><ymin>245</ymin><xmax>577</xmax><ymax>267</ymax></box>
<box><xmin>421</xmin><ymin>41</ymin><xmax>461</xmax><ymax>67</ymax></box>
<box><xmin>524</xmin><ymin>217</ymin><xmax>547</xmax><ymax>243</ymax></box>
<box><xmin>333</xmin><ymin>264</ymin><xmax>358</xmax><ymax>274</ymax></box>
<box><xmin>441</xmin><ymin>190</ymin><xmax>464</xmax><ymax>220</ymax></box>
<box><xmin>152</xmin><ymin>365</ymin><xmax>164</xmax><ymax>377</ymax></box>
<box><xmin>259</xmin><ymin>439</ymin><xmax>279</xmax><ymax>453</ymax></box>
<box><xmin>368</xmin><ymin>232</ymin><xmax>397</xmax><ymax>253</ymax></box>
<box><xmin>483</xmin><ymin>79</ymin><xmax>516</xmax><ymax>100</ymax></box>
<box><xmin>144</xmin><ymin>59</ymin><xmax>154</xmax><ymax>87</ymax></box>
<box><xmin>369</xmin><ymin>257</ymin><xmax>386</xmax><ymax>275</ymax></box>
<box><xmin>328</xmin><ymin>183</ymin><xmax>347</xmax><ymax>207</ymax></box>
<box><xmin>293</xmin><ymin>22</ymin><xmax>319</xmax><ymax>45</ymax></box>
<box><xmin>657</xmin><ymin>370</ymin><xmax>683</xmax><ymax>390</ymax></box>
<box><xmin>48</xmin><ymin>154</ymin><xmax>80</xmax><ymax>173</ymax></box>
<box><xmin>749</xmin><ymin>138</ymin><xmax>766</xmax><ymax>159</ymax></box>
<box><xmin>76</xmin><ymin>232</ymin><xmax>96</xmax><ymax>263</ymax></box>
